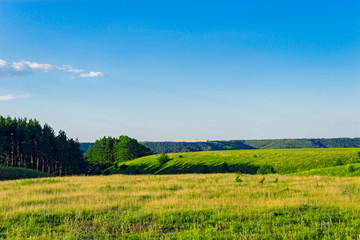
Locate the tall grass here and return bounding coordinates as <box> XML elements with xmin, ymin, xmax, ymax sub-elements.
<box><xmin>1</xmin><ymin>174</ymin><xmax>360</xmax><ymax>238</ymax></box>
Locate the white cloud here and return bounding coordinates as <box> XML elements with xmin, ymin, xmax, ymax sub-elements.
<box><xmin>0</xmin><ymin>59</ymin><xmax>7</xmax><ymax>67</ymax></box>
<box><xmin>0</xmin><ymin>59</ymin><xmax>104</xmax><ymax>78</ymax></box>
<box><xmin>57</xmin><ymin>65</ymin><xmax>84</xmax><ymax>73</ymax></box>
<box><xmin>10</xmin><ymin>61</ymin><xmax>54</xmax><ymax>72</ymax></box>
<box><xmin>0</xmin><ymin>94</ymin><xmax>30</xmax><ymax>101</ymax></box>
<box><xmin>80</xmin><ymin>71</ymin><xmax>105</xmax><ymax>78</ymax></box>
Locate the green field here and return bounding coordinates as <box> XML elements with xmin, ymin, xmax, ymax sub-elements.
<box><xmin>0</xmin><ymin>167</ymin><xmax>53</xmax><ymax>181</ymax></box>
<box><xmin>291</xmin><ymin>163</ymin><xmax>360</xmax><ymax>177</ymax></box>
<box><xmin>2</xmin><ymin>148</ymin><xmax>360</xmax><ymax>239</ymax></box>
<box><xmin>1</xmin><ymin>174</ymin><xmax>360</xmax><ymax>239</ymax></box>
<box><xmin>108</xmin><ymin>148</ymin><xmax>360</xmax><ymax>175</ymax></box>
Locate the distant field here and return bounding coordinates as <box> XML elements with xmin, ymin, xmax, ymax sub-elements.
<box><xmin>108</xmin><ymin>148</ymin><xmax>360</xmax><ymax>175</ymax></box>
<box><xmin>0</xmin><ymin>167</ymin><xmax>52</xmax><ymax>181</ymax></box>
<box><xmin>1</xmin><ymin>174</ymin><xmax>360</xmax><ymax>239</ymax></box>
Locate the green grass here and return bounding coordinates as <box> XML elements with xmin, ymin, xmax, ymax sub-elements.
<box><xmin>292</xmin><ymin>163</ymin><xmax>360</xmax><ymax>177</ymax></box>
<box><xmin>0</xmin><ymin>167</ymin><xmax>53</xmax><ymax>181</ymax></box>
<box><xmin>1</xmin><ymin>149</ymin><xmax>360</xmax><ymax>238</ymax></box>
<box><xmin>2</xmin><ymin>174</ymin><xmax>360</xmax><ymax>239</ymax></box>
<box><xmin>108</xmin><ymin>148</ymin><xmax>360</xmax><ymax>175</ymax></box>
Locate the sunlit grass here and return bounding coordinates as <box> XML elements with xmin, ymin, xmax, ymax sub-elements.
<box><xmin>2</xmin><ymin>173</ymin><xmax>360</xmax><ymax>238</ymax></box>
<box><xmin>109</xmin><ymin>148</ymin><xmax>360</xmax><ymax>175</ymax></box>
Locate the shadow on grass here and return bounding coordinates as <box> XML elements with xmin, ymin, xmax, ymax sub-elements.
<box><xmin>113</xmin><ymin>162</ymin><xmax>260</xmax><ymax>175</ymax></box>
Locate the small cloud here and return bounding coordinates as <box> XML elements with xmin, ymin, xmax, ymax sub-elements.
<box><xmin>0</xmin><ymin>94</ymin><xmax>30</xmax><ymax>101</ymax></box>
<box><xmin>0</xmin><ymin>58</ymin><xmax>103</xmax><ymax>78</ymax></box>
<box><xmin>80</xmin><ymin>71</ymin><xmax>104</xmax><ymax>78</ymax></box>
<box><xmin>0</xmin><ymin>59</ymin><xmax>7</xmax><ymax>67</ymax></box>
<box><xmin>57</xmin><ymin>65</ymin><xmax>84</xmax><ymax>73</ymax></box>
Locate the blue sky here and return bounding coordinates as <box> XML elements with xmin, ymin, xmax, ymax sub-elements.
<box><xmin>0</xmin><ymin>0</ymin><xmax>359</xmax><ymax>141</ymax></box>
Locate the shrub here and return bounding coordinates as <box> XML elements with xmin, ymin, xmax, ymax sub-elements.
<box><xmin>350</xmin><ymin>159</ymin><xmax>359</xmax><ymax>164</ymax></box>
<box><xmin>179</xmin><ymin>155</ymin><xmax>184</xmax><ymax>158</ymax></box>
<box><xmin>351</xmin><ymin>154</ymin><xmax>360</xmax><ymax>163</ymax></box>
<box><xmin>235</xmin><ymin>174</ymin><xmax>242</xmax><ymax>183</ymax></box>
<box><xmin>257</xmin><ymin>165</ymin><xmax>275</xmax><ymax>174</ymax></box>
<box><xmin>91</xmin><ymin>167</ymin><xmax>101</xmax><ymax>175</ymax></box>
<box><xmin>119</xmin><ymin>164</ymin><xmax>128</xmax><ymax>170</ymax></box>
<box><xmin>335</xmin><ymin>159</ymin><xmax>343</xmax><ymax>166</ymax></box>
<box><xmin>259</xmin><ymin>177</ymin><xmax>265</xmax><ymax>184</ymax></box>
<box><xmin>103</xmin><ymin>169</ymin><xmax>111</xmax><ymax>175</ymax></box>
<box><xmin>157</xmin><ymin>153</ymin><xmax>170</xmax><ymax>165</ymax></box>
<box><xmin>222</xmin><ymin>162</ymin><xmax>229</xmax><ymax>172</ymax></box>
<box><xmin>202</xmin><ymin>165</ymin><xmax>209</xmax><ymax>174</ymax></box>
<box><xmin>348</xmin><ymin>165</ymin><xmax>355</xmax><ymax>173</ymax></box>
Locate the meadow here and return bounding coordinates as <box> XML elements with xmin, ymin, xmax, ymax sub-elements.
<box><xmin>108</xmin><ymin>148</ymin><xmax>360</xmax><ymax>175</ymax></box>
<box><xmin>2</xmin><ymin>173</ymin><xmax>360</xmax><ymax>239</ymax></box>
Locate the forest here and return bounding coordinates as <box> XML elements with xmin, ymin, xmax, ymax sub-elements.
<box><xmin>0</xmin><ymin>116</ymin><xmax>153</xmax><ymax>176</ymax></box>
<box><xmin>85</xmin><ymin>135</ymin><xmax>153</xmax><ymax>173</ymax></box>
<box><xmin>81</xmin><ymin>138</ymin><xmax>360</xmax><ymax>155</ymax></box>
<box><xmin>140</xmin><ymin>138</ymin><xmax>360</xmax><ymax>154</ymax></box>
<box><xmin>0</xmin><ymin>116</ymin><xmax>87</xmax><ymax>176</ymax></box>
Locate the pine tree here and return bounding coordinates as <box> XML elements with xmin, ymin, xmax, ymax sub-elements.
<box><xmin>0</xmin><ymin>116</ymin><xmax>88</xmax><ymax>176</ymax></box>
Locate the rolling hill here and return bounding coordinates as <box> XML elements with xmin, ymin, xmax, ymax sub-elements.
<box><xmin>291</xmin><ymin>163</ymin><xmax>360</xmax><ymax>177</ymax></box>
<box><xmin>106</xmin><ymin>148</ymin><xmax>360</xmax><ymax>175</ymax></box>
<box><xmin>0</xmin><ymin>167</ymin><xmax>53</xmax><ymax>181</ymax></box>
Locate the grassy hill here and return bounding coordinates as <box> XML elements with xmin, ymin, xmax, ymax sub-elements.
<box><xmin>292</xmin><ymin>163</ymin><xmax>360</xmax><ymax>177</ymax></box>
<box><xmin>2</xmin><ymin>174</ymin><xmax>360</xmax><ymax>238</ymax></box>
<box><xmin>107</xmin><ymin>148</ymin><xmax>360</xmax><ymax>175</ymax></box>
<box><xmin>0</xmin><ymin>167</ymin><xmax>53</xmax><ymax>181</ymax></box>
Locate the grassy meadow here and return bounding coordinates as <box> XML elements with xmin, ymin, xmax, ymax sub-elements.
<box><xmin>2</xmin><ymin>148</ymin><xmax>360</xmax><ymax>239</ymax></box>
<box><xmin>108</xmin><ymin>148</ymin><xmax>360</xmax><ymax>175</ymax></box>
<box><xmin>2</xmin><ymin>173</ymin><xmax>360</xmax><ymax>239</ymax></box>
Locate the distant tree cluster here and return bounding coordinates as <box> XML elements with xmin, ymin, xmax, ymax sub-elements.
<box><xmin>85</xmin><ymin>135</ymin><xmax>153</xmax><ymax>173</ymax></box>
<box><xmin>157</xmin><ymin>153</ymin><xmax>170</xmax><ymax>165</ymax></box>
<box><xmin>142</xmin><ymin>141</ymin><xmax>255</xmax><ymax>154</ymax></box>
<box><xmin>140</xmin><ymin>138</ymin><xmax>360</xmax><ymax>154</ymax></box>
<box><xmin>257</xmin><ymin>164</ymin><xmax>275</xmax><ymax>174</ymax></box>
<box><xmin>0</xmin><ymin>116</ymin><xmax>87</xmax><ymax>175</ymax></box>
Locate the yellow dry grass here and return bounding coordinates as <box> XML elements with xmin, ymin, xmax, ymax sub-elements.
<box><xmin>1</xmin><ymin>173</ymin><xmax>359</xmax><ymax>216</ymax></box>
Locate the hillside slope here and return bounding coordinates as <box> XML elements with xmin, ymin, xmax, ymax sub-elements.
<box><xmin>292</xmin><ymin>163</ymin><xmax>360</xmax><ymax>177</ymax></box>
<box><xmin>0</xmin><ymin>167</ymin><xmax>53</xmax><ymax>181</ymax></box>
<box><xmin>107</xmin><ymin>148</ymin><xmax>360</xmax><ymax>175</ymax></box>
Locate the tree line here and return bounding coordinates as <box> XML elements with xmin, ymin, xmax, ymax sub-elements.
<box><xmin>141</xmin><ymin>138</ymin><xmax>360</xmax><ymax>154</ymax></box>
<box><xmin>0</xmin><ymin>116</ymin><xmax>154</xmax><ymax>176</ymax></box>
<box><xmin>85</xmin><ymin>135</ymin><xmax>153</xmax><ymax>173</ymax></box>
<box><xmin>0</xmin><ymin>116</ymin><xmax>87</xmax><ymax>175</ymax></box>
